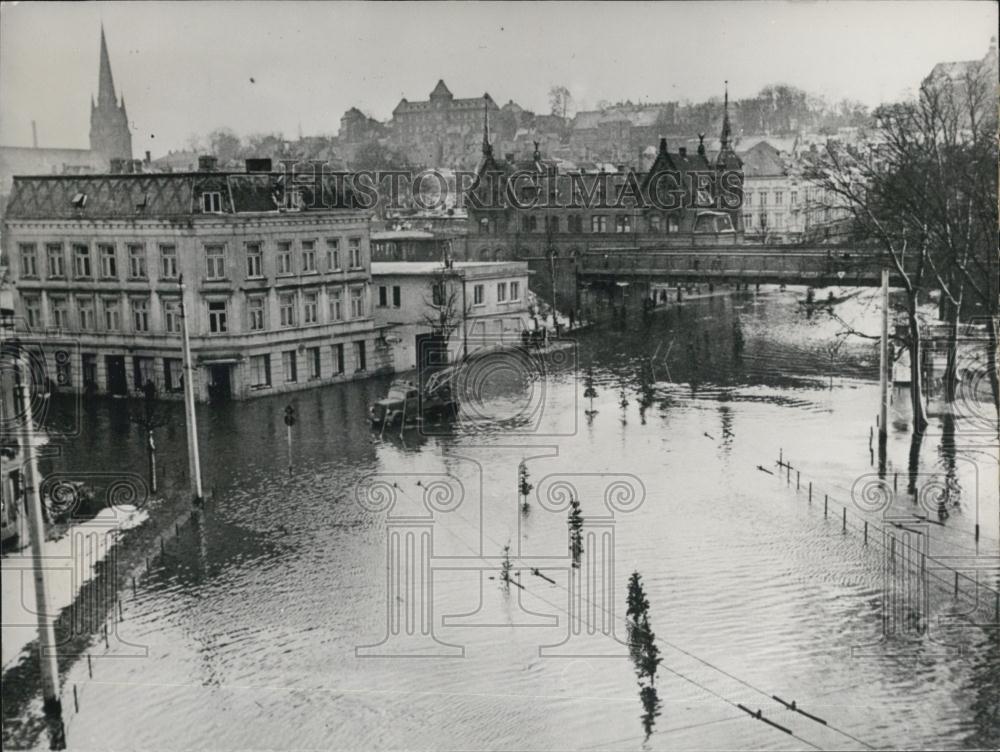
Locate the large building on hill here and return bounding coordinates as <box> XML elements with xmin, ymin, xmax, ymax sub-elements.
<box><xmin>0</xmin><ymin>27</ymin><xmax>133</xmax><ymax>206</ymax></box>
<box><xmin>389</xmin><ymin>81</ymin><xmax>501</xmax><ymax>167</ymax></box>
<box><xmin>2</xmin><ymin>162</ymin><xmax>389</xmax><ymax>402</ymax></box>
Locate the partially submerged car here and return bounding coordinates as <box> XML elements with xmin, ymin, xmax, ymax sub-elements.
<box><xmin>369</xmin><ymin>369</ymin><xmax>459</xmax><ymax>427</ymax></box>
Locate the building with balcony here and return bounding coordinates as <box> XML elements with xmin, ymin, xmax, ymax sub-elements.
<box><xmin>2</xmin><ymin>163</ymin><xmax>390</xmax><ymax>402</ymax></box>
<box><xmin>371</xmin><ymin>261</ymin><xmax>530</xmax><ymax>371</ymax></box>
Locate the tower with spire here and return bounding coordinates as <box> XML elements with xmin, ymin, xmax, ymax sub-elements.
<box><xmin>89</xmin><ymin>27</ymin><xmax>132</xmax><ymax>164</ymax></box>
<box><xmin>715</xmin><ymin>80</ymin><xmax>741</xmax><ymax>171</ymax></box>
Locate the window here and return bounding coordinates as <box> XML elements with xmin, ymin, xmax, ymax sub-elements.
<box><xmin>350</xmin><ymin>286</ymin><xmax>364</xmax><ymax>318</ymax></box>
<box><xmin>279</xmin><ymin>293</ymin><xmax>296</xmax><ymax>327</ymax></box>
<box><xmin>103</xmin><ymin>298</ymin><xmax>121</xmax><ymax>331</ymax></box>
<box><xmin>615</xmin><ymin>215</ymin><xmax>631</xmax><ymax>233</ymax></box>
<box><xmin>160</xmin><ymin>244</ymin><xmax>178</xmax><ymax>279</ymax></box>
<box><xmin>568</xmin><ymin>215</ymin><xmax>583</xmax><ymax>233</ymax></box>
<box><xmin>545</xmin><ymin>216</ymin><xmax>560</xmax><ymax>233</ymax></box>
<box><xmin>790</xmin><ymin>191</ymin><xmax>798</xmax><ymax>206</ymax></box>
<box><xmin>331</xmin><ymin>343</ymin><xmax>345</xmax><ymax>375</ymax></box>
<box><xmin>473</xmin><ymin>284</ymin><xmax>485</xmax><ymax>306</ymax></box>
<box><xmin>745</xmin><ymin>192</ymin><xmax>753</xmax><ymax>206</ymax></box>
<box><xmin>78</xmin><ymin>297</ymin><xmax>95</xmax><ymax>330</ymax></box>
<box><xmin>303</xmin><ymin>291</ymin><xmax>318</xmax><ymax>324</ymax></box>
<box><xmin>164</xmin><ymin>358</ymin><xmax>184</xmax><ymax>392</ymax></box>
<box><xmin>479</xmin><ymin>217</ymin><xmax>490</xmax><ymax>235</ymax></box>
<box><xmin>348</xmin><ymin>238</ymin><xmax>362</xmax><ymax>268</ymax></box>
<box><xmin>759</xmin><ymin>191</ymin><xmax>768</xmax><ymax>206</ymax></box>
<box><xmin>743</xmin><ymin>213</ymin><xmax>754</xmax><ymax>229</ymax></box>
<box><xmin>47</xmin><ymin>243</ymin><xmax>65</xmax><ymax>277</ymax></box>
<box><xmin>392</xmin><ymin>285</ymin><xmax>401</xmax><ymax>308</ymax></box>
<box><xmin>591</xmin><ymin>215</ymin><xmax>607</xmax><ymax>233</ymax></box>
<box><xmin>301</xmin><ymin>241</ymin><xmax>316</xmax><ymax>273</ymax></box>
<box><xmin>50</xmin><ymin>297</ymin><xmax>69</xmax><ymax>329</ymax></box>
<box><xmin>245</xmin><ymin>243</ymin><xmax>263</xmax><ymax>278</ymax></box>
<box><xmin>667</xmin><ymin>216</ymin><xmax>679</xmax><ymax>233</ymax></box>
<box><xmin>23</xmin><ymin>296</ymin><xmax>41</xmax><ymax>329</ymax></box>
<box><xmin>163</xmin><ymin>299</ymin><xmax>182</xmax><ymax>333</ymax></box>
<box><xmin>208</xmin><ymin>300</ymin><xmax>228</xmax><ymax>333</ymax></box>
<box><xmin>73</xmin><ymin>244</ymin><xmax>92</xmax><ymax>278</ymax></box>
<box><xmin>18</xmin><ymin>244</ymin><xmax>38</xmax><ymax>277</ymax></box>
<box><xmin>277</xmin><ymin>242</ymin><xmax>293</xmax><ymax>275</ymax></box>
<box><xmin>100</xmin><ymin>244</ymin><xmax>117</xmax><ymax>278</ymax></box>
<box><xmin>282</xmin><ymin>350</ymin><xmax>298</xmax><ymax>382</ymax></box>
<box><xmin>133</xmin><ymin>357</ymin><xmax>154</xmax><ymax>391</ymax></box>
<box><xmin>326</xmin><ymin>239</ymin><xmax>341</xmax><ymax>270</ymax></box>
<box><xmin>649</xmin><ymin>215</ymin><xmax>662</xmax><ymax>232</ymax></box>
<box><xmin>497</xmin><ymin>282</ymin><xmax>507</xmax><ymax>302</ymax></box>
<box><xmin>248</xmin><ymin>297</ymin><xmax>266</xmax><ymax>331</ymax></box>
<box><xmin>307</xmin><ymin>347</ymin><xmax>321</xmax><ymax>380</ymax></box>
<box><xmin>132</xmin><ymin>297</ymin><xmax>150</xmax><ymax>332</ymax></box>
<box><xmin>354</xmin><ymin>340</ymin><xmax>367</xmax><ymax>372</ymax></box>
<box><xmin>83</xmin><ymin>354</ymin><xmax>98</xmax><ymax>389</ymax></box>
<box><xmin>202</xmin><ymin>192</ymin><xmax>223</xmax><ymax>213</ymax></box>
<box><xmin>510</xmin><ymin>281</ymin><xmax>520</xmax><ymax>301</ymax></box>
<box><xmin>206</xmin><ymin>245</ymin><xmax>225</xmax><ymax>279</ymax></box>
<box><xmin>329</xmin><ymin>287</ymin><xmax>343</xmax><ymax>321</ymax></box>
<box><xmin>250</xmin><ymin>354</ymin><xmax>271</xmax><ymax>388</ymax></box>
<box><xmin>432</xmin><ymin>281</ymin><xmax>445</xmax><ymax>307</ymax></box>
<box><xmin>775</xmin><ymin>191</ymin><xmax>783</xmax><ymax>205</ymax></box>
<box><xmin>127</xmin><ymin>244</ymin><xmax>147</xmax><ymax>279</ymax></box>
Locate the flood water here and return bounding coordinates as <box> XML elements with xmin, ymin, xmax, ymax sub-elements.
<box><xmin>4</xmin><ymin>289</ymin><xmax>999</xmax><ymax>751</ymax></box>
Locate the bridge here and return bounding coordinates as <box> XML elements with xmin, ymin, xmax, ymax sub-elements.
<box><xmin>575</xmin><ymin>246</ymin><xmax>912</xmax><ymax>288</ymax></box>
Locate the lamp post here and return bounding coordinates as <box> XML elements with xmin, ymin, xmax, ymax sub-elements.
<box><xmin>178</xmin><ymin>276</ymin><xmax>204</xmax><ymax>503</ymax></box>
<box><xmin>15</xmin><ymin>364</ymin><xmax>62</xmax><ymax>717</ymax></box>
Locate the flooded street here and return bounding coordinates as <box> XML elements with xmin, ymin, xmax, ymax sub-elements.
<box><xmin>4</xmin><ymin>289</ymin><xmax>999</xmax><ymax>751</ymax></box>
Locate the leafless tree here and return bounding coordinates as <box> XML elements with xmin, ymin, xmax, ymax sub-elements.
<box><xmin>421</xmin><ymin>267</ymin><xmax>472</xmax><ymax>354</ymax></box>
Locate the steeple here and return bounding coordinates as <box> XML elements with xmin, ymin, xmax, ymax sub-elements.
<box><xmin>720</xmin><ymin>80</ymin><xmax>732</xmax><ymax>150</ymax></box>
<box><xmin>90</xmin><ymin>26</ymin><xmax>133</xmax><ymax>164</ymax></box>
<box><xmin>97</xmin><ymin>25</ymin><xmax>117</xmax><ymax>110</ymax></box>
<box><xmin>715</xmin><ymin>81</ymin><xmax>740</xmax><ymax>170</ymax></box>
<box><xmin>481</xmin><ymin>95</ymin><xmax>493</xmax><ymax>158</ymax></box>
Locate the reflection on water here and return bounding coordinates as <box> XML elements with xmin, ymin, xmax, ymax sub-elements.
<box><xmin>3</xmin><ymin>288</ymin><xmax>998</xmax><ymax>751</ymax></box>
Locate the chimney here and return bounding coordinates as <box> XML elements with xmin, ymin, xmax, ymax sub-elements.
<box><xmin>245</xmin><ymin>157</ymin><xmax>273</xmax><ymax>173</ymax></box>
<box><xmin>198</xmin><ymin>155</ymin><xmax>219</xmax><ymax>172</ymax></box>
<box><xmin>31</xmin><ymin>120</ymin><xmax>38</xmax><ymax>149</ymax></box>
<box><xmin>144</xmin><ymin>150</ymin><xmax>151</xmax><ymax>164</ymax></box>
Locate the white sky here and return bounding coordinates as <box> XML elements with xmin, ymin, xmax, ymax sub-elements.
<box><xmin>0</xmin><ymin>1</ymin><xmax>995</xmax><ymax>157</ymax></box>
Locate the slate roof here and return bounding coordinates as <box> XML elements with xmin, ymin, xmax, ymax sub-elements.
<box><xmin>4</xmin><ymin>171</ymin><xmax>361</xmax><ymax>220</ymax></box>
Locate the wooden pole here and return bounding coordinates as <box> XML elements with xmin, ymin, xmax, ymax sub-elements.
<box><xmin>179</xmin><ymin>277</ymin><xmax>204</xmax><ymax>503</ymax></box>
<box><xmin>15</xmin><ymin>377</ymin><xmax>62</xmax><ymax>717</ymax></box>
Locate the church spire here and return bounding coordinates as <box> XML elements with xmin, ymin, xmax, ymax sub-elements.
<box><xmin>97</xmin><ymin>25</ymin><xmax>118</xmax><ymax>109</ymax></box>
<box><xmin>720</xmin><ymin>80</ymin><xmax>732</xmax><ymax>150</ymax></box>
<box><xmin>481</xmin><ymin>94</ymin><xmax>493</xmax><ymax>158</ymax></box>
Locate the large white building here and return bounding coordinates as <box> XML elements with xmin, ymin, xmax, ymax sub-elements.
<box><xmin>371</xmin><ymin>261</ymin><xmax>530</xmax><ymax>371</ymax></box>
<box><xmin>2</xmin><ymin>163</ymin><xmax>391</xmax><ymax>402</ymax></box>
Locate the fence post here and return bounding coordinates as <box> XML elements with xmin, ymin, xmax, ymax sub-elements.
<box><xmin>808</xmin><ymin>482</ymin><xmax>812</xmax><ymax>502</ymax></box>
<box><xmin>864</xmin><ymin>520</ymin><xmax>868</xmax><ymax>545</ymax></box>
<box><xmin>824</xmin><ymin>495</ymin><xmax>828</xmax><ymax>517</ymax></box>
<box><xmin>796</xmin><ymin>471</ymin><xmax>800</xmax><ymax>490</ymax></box>
<box><xmin>842</xmin><ymin>507</ymin><xmax>846</xmax><ymax>533</ymax></box>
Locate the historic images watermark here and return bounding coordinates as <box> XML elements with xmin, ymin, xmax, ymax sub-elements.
<box><xmin>264</xmin><ymin>159</ymin><xmax>746</xmax><ymax>213</ymax></box>
<box><xmin>849</xmin><ymin>463</ymin><xmax>999</xmax><ymax>659</ymax></box>
<box><xmin>353</xmin><ymin>467</ymin><xmax>645</xmax><ymax>659</ymax></box>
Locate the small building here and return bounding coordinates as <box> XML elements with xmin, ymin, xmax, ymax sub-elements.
<box><xmin>371</xmin><ymin>261</ymin><xmax>530</xmax><ymax>371</ymax></box>
<box><xmin>3</xmin><ymin>162</ymin><xmax>390</xmax><ymax>402</ymax></box>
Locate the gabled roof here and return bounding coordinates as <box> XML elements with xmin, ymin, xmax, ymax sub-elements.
<box><xmin>738</xmin><ymin>141</ymin><xmax>786</xmax><ymax>177</ymax></box>
<box><xmin>430</xmin><ymin>79</ymin><xmax>453</xmax><ymax>99</ymax></box>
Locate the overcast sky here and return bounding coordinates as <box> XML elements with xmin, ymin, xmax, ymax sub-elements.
<box><xmin>0</xmin><ymin>1</ymin><xmax>995</xmax><ymax>157</ymax></box>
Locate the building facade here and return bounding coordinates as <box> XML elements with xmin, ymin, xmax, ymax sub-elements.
<box><xmin>739</xmin><ymin>141</ymin><xmax>805</xmax><ymax>243</ymax></box>
<box><xmin>371</xmin><ymin>261</ymin><xmax>530</xmax><ymax>371</ymax></box>
<box><xmin>3</xmin><ymin>167</ymin><xmax>391</xmax><ymax>402</ymax></box>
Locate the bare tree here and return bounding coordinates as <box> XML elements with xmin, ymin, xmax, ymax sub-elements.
<box><xmin>421</xmin><ymin>267</ymin><xmax>472</xmax><ymax>359</ymax></box>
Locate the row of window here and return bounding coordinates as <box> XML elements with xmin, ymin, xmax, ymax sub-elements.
<box><xmin>16</xmin><ymin>237</ymin><xmax>364</xmax><ymax>282</ymax></box>
<box><xmin>478</xmin><ymin>214</ymin><xmax>682</xmax><ymax>235</ymax></box>
<box><xmin>71</xmin><ymin>344</ymin><xmax>368</xmax><ymax>395</ymax></box>
<box><xmin>744</xmin><ymin>190</ymin><xmax>798</xmax><ymax>207</ymax></box>
<box><xmin>20</xmin><ymin>286</ymin><xmax>368</xmax><ymax>335</ymax></box>
<box><xmin>376</xmin><ymin>281</ymin><xmax>522</xmax><ymax>309</ymax></box>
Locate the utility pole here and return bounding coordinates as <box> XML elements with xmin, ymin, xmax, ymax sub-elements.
<box><xmin>15</xmin><ymin>366</ymin><xmax>62</xmax><ymax>717</ymax></box>
<box><xmin>284</xmin><ymin>404</ymin><xmax>296</xmax><ymax>477</ymax></box>
<box><xmin>178</xmin><ymin>276</ymin><xmax>204</xmax><ymax>503</ymax></box>
<box><xmin>879</xmin><ymin>266</ymin><xmax>890</xmax><ymax>444</ymax></box>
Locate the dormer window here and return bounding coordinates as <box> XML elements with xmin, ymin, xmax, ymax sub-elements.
<box><xmin>71</xmin><ymin>193</ymin><xmax>87</xmax><ymax>208</ymax></box>
<box><xmin>202</xmin><ymin>192</ymin><xmax>223</xmax><ymax>213</ymax></box>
